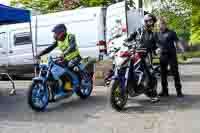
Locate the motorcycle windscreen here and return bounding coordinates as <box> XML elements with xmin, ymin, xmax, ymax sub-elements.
<box><xmin>127</xmin><ymin>8</ymin><xmax>144</xmax><ymax>35</ymax></box>
<box><xmin>106</xmin><ymin>1</ymin><xmax>128</xmax><ymax>54</ymax></box>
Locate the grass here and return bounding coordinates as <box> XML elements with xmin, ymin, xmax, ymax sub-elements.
<box><xmin>152</xmin><ymin>55</ymin><xmax>186</xmax><ymax>64</ymax></box>
<box><xmin>183</xmin><ymin>51</ymin><xmax>200</xmax><ymax>58</ymax></box>
<box><xmin>153</xmin><ymin>51</ymin><xmax>200</xmax><ymax>64</ymax></box>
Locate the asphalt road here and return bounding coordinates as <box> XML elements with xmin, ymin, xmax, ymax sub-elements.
<box><xmin>0</xmin><ymin>64</ymin><xmax>200</xmax><ymax>133</ymax></box>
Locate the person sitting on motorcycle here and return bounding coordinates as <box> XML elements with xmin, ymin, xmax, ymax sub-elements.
<box><xmin>105</xmin><ymin>14</ymin><xmax>159</xmax><ymax>102</ymax></box>
<box><xmin>126</xmin><ymin>13</ymin><xmax>157</xmax><ymax>58</ymax></box>
<box><xmin>126</xmin><ymin>13</ymin><xmax>159</xmax><ymax>102</ymax></box>
<box><xmin>36</xmin><ymin>24</ymin><xmax>82</xmax><ymax>73</ymax></box>
<box><xmin>105</xmin><ymin>14</ymin><xmax>158</xmax><ymax>86</ymax></box>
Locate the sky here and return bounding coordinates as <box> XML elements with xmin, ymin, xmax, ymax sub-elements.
<box><xmin>0</xmin><ymin>0</ymin><xmax>10</xmax><ymax>5</ymax></box>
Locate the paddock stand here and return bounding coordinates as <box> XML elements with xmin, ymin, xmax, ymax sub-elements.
<box><xmin>0</xmin><ymin>73</ymin><xmax>16</xmax><ymax>96</ymax></box>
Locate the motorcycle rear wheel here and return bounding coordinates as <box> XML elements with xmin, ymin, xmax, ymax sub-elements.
<box><xmin>110</xmin><ymin>80</ymin><xmax>128</xmax><ymax>111</ymax></box>
<box><xmin>76</xmin><ymin>71</ymin><xmax>93</xmax><ymax>99</ymax></box>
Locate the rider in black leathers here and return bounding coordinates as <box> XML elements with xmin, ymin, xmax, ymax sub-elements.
<box><xmin>126</xmin><ymin>14</ymin><xmax>157</xmax><ymax>60</ymax></box>
<box><xmin>105</xmin><ymin>14</ymin><xmax>159</xmax><ymax>102</ymax></box>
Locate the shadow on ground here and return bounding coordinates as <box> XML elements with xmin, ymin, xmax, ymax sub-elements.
<box><xmin>0</xmin><ymin>89</ymin><xmax>108</xmax><ymax>123</ymax></box>
<box><xmin>124</xmin><ymin>94</ymin><xmax>200</xmax><ymax>114</ymax></box>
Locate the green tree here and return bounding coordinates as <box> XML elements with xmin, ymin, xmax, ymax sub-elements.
<box><xmin>79</xmin><ymin>0</ymin><xmax>111</xmax><ymax>7</ymax></box>
<box><xmin>11</xmin><ymin>0</ymin><xmax>65</xmax><ymax>13</ymax></box>
<box><xmin>10</xmin><ymin>0</ymin><xmax>114</xmax><ymax>13</ymax></box>
<box><xmin>190</xmin><ymin>5</ymin><xmax>200</xmax><ymax>44</ymax></box>
<box><xmin>152</xmin><ymin>0</ymin><xmax>200</xmax><ymax>44</ymax></box>
<box><xmin>138</xmin><ymin>0</ymin><xmax>164</xmax><ymax>9</ymax></box>
<box><xmin>152</xmin><ymin>0</ymin><xmax>192</xmax><ymax>41</ymax></box>
<box><xmin>177</xmin><ymin>0</ymin><xmax>200</xmax><ymax>44</ymax></box>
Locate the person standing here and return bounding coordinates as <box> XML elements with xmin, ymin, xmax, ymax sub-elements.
<box><xmin>156</xmin><ymin>17</ymin><xmax>184</xmax><ymax>97</ymax></box>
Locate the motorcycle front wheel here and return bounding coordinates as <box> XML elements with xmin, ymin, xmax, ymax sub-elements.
<box><xmin>110</xmin><ymin>80</ymin><xmax>128</xmax><ymax>111</ymax></box>
<box><xmin>28</xmin><ymin>81</ymin><xmax>49</xmax><ymax>112</ymax></box>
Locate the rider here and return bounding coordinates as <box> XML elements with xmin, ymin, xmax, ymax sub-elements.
<box><xmin>105</xmin><ymin>14</ymin><xmax>159</xmax><ymax>102</ymax></box>
<box><xmin>126</xmin><ymin>13</ymin><xmax>157</xmax><ymax>59</ymax></box>
<box><xmin>36</xmin><ymin>24</ymin><xmax>81</xmax><ymax>72</ymax></box>
<box><xmin>127</xmin><ymin>13</ymin><xmax>159</xmax><ymax>102</ymax></box>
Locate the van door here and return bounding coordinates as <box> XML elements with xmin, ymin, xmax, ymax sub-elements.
<box><xmin>0</xmin><ymin>32</ymin><xmax>8</xmax><ymax>68</ymax></box>
<box><xmin>127</xmin><ymin>8</ymin><xmax>144</xmax><ymax>34</ymax></box>
<box><xmin>106</xmin><ymin>1</ymin><xmax>128</xmax><ymax>53</ymax></box>
<box><xmin>8</xmin><ymin>29</ymin><xmax>34</xmax><ymax>75</ymax></box>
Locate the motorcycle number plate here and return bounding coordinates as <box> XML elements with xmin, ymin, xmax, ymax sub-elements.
<box><xmin>40</xmin><ymin>55</ymin><xmax>48</xmax><ymax>65</ymax></box>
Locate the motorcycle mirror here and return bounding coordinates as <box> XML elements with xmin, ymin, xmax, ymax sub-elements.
<box><xmin>114</xmin><ymin>47</ymin><xmax>121</xmax><ymax>52</ymax></box>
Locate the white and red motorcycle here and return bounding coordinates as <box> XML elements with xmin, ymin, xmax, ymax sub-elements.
<box><xmin>108</xmin><ymin>41</ymin><xmax>159</xmax><ymax>111</ymax></box>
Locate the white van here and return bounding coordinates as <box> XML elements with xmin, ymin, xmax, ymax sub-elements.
<box><xmin>35</xmin><ymin>6</ymin><xmax>106</xmax><ymax>58</ymax></box>
<box><xmin>0</xmin><ymin>6</ymin><xmax>106</xmax><ymax>77</ymax></box>
<box><xmin>0</xmin><ymin>1</ymin><xmax>142</xmax><ymax>78</ymax></box>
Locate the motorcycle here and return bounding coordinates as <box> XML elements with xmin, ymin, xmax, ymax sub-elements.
<box><xmin>105</xmin><ymin>42</ymin><xmax>160</xmax><ymax>87</ymax></box>
<box><xmin>109</xmin><ymin>41</ymin><xmax>158</xmax><ymax>111</ymax></box>
<box><xmin>28</xmin><ymin>55</ymin><xmax>94</xmax><ymax>111</ymax></box>
<box><xmin>104</xmin><ymin>35</ymin><xmax>127</xmax><ymax>87</ymax></box>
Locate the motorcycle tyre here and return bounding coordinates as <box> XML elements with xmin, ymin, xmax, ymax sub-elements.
<box><xmin>76</xmin><ymin>72</ymin><xmax>93</xmax><ymax>99</ymax></box>
<box><xmin>28</xmin><ymin>82</ymin><xmax>49</xmax><ymax>112</ymax></box>
<box><xmin>110</xmin><ymin>80</ymin><xmax>128</xmax><ymax>111</ymax></box>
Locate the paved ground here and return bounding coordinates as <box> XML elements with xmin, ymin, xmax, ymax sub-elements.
<box><xmin>0</xmin><ymin>64</ymin><xmax>200</xmax><ymax>133</ymax></box>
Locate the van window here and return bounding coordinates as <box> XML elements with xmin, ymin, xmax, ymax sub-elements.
<box><xmin>0</xmin><ymin>32</ymin><xmax>7</xmax><ymax>49</ymax></box>
<box><xmin>14</xmin><ymin>32</ymin><xmax>32</xmax><ymax>46</ymax></box>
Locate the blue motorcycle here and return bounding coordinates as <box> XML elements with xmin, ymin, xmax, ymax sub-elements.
<box><xmin>28</xmin><ymin>56</ymin><xmax>94</xmax><ymax>111</ymax></box>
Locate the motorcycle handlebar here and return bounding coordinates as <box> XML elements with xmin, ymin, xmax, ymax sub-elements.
<box><xmin>135</xmin><ymin>48</ymin><xmax>147</xmax><ymax>53</ymax></box>
<box><xmin>36</xmin><ymin>56</ymin><xmax>64</xmax><ymax>63</ymax></box>
<box><xmin>51</xmin><ymin>57</ymin><xmax>64</xmax><ymax>60</ymax></box>
<box><xmin>129</xmin><ymin>48</ymin><xmax>147</xmax><ymax>54</ymax></box>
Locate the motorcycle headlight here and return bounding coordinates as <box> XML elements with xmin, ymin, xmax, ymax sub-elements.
<box><xmin>39</xmin><ymin>65</ymin><xmax>48</xmax><ymax>76</ymax></box>
<box><xmin>41</xmin><ymin>70</ymin><xmax>47</xmax><ymax>76</ymax></box>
